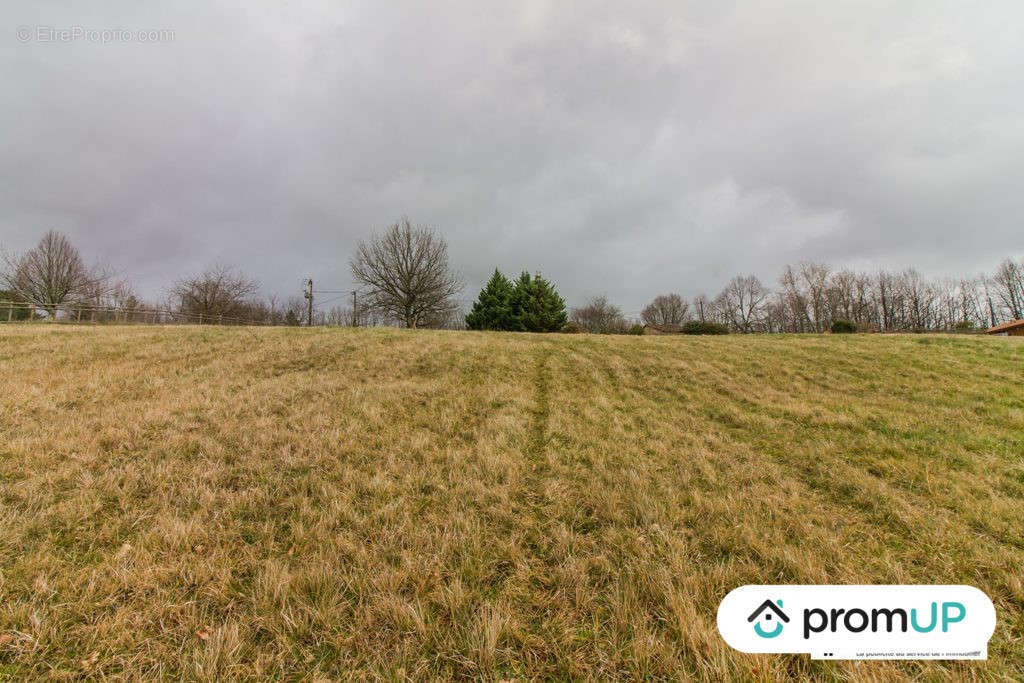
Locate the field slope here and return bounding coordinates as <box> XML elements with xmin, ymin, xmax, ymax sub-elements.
<box><xmin>1</xmin><ymin>326</ymin><xmax>1022</xmax><ymax>680</ymax></box>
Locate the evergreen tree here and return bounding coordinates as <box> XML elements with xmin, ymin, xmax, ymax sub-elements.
<box><xmin>465</xmin><ymin>269</ymin><xmax>516</xmax><ymax>330</ymax></box>
<box><xmin>510</xmin><ymin>271</ymin><xmax>568</xmax><ymax>332</ymax></box>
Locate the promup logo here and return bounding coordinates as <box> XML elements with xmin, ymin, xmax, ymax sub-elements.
<box><xmin>748</xmin><ymin>599</ymin><xmax>789</xmax><ymax>638</ymax></box>
<box><xmin>718</xmin><ymin>585</ymin><xmax>996</xmax><ymax>660</ymax></box>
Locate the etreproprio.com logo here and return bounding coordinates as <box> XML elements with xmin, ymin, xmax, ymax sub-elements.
<box><xmin>719</xmin><ymin>585</ymin><xmax>996</xmax><ymax>660</ymax></box>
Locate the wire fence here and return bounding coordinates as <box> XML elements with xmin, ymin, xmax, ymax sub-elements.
<box><xmin>0</xmin><ymin>301</ymin><xmax>284</xmax><ymax>326</ymax></box>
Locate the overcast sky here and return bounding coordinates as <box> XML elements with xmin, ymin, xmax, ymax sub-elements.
<box><xmin>2</xmin><ymin>1</ymin><xmax>1022</xmax><ymax>314</ymax></box>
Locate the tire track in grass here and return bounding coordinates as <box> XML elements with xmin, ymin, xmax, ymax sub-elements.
<box><xmin>507</xmin><ymin>344</ymin><xmax>575</xmax><ymax>676</ymax></box>
<box><xmin>529</xmin><ymin>347</ymin><xmax>552</xmax><ymax>465</ymax></box>
<box><xmin>519</xmin><ymin>345</ymin><xmax>554</xmax><ymax>530</ymax></box>
<box><xmin>509</xmin><ymin>345</ymin><xmax>553</xmax><ymax>543</ymax></box>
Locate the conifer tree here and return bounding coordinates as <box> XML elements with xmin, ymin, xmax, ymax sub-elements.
<box><xmin>465</xmin><ymin>269</ymin><xmax>515</xmax><ymax>330</ymax></box>
<box><xmin>510</xmin><ymin>271</ymin><xmax>568</xmax><ymax>332</ymax></box>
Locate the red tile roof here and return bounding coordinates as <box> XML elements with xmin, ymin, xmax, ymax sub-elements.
<box><xmin>987</xmin><ymin>319</ymin><xmax>1024</xmax><ymax>334</ymax></box>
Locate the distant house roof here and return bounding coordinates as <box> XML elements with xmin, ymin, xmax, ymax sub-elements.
<box><xmin>987</xmin><ymin>319</ymin><xmax>1024</xmax><ymax>334</ymax></box>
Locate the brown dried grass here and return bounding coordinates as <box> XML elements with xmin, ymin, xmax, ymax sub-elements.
<box><xmin>0</xmin><ymin>325</ymin><xmax>1021</xmax><ymax>680</ymax></box>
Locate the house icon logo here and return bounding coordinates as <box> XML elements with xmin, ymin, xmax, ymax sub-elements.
<box><xmin>748</xmin><ymin>599</ymin><xmax>789</xmax><ymax>638</ymax></box>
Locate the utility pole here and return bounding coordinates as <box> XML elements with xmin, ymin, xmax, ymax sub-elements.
<box><xmin>304</xmin><ymin>278</ymin><xmax>314</xmax><ymax>326</ymax></box>
<box><xmin>351</xmin><ymin>290</ymin><xmax>357</xmax><ymax>327</ymax></box>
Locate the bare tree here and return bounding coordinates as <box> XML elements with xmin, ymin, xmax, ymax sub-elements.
<box><xmin>107</xmin><ymin>281</ymin><xmax>147</xmax><ymax>322</ymax></box>
<box><xmin>283</xmin><ymin>296</ymin><xmax>306</xmax><ymax>326</ymax></box>
<box><xmin>875</xmin><ymin>270</ymin><xmax>895</xmax><ymax>332</ymax></box>
<box><xmin>715</xmin><ymin>275</ymin><xmax>769</xmax><ymax>332</ymax></box>
<box><xmin>171</xmin><ymin>265</ymin><xmax>258</xmax><ymax>322</ymax></box>
<box><xmin>641</xmin><ymin>293</ymin><xmax>689</xmax><ymax>327</ymax></box>
<box><xmin>691</xmin><ymin>294</ymin><xmax>711</xmax><ymax>322</ymax></box>
<box><xmin>571</xmin><ymin>295</ymin><xmax>628</xmax><ymax>333</ymax></box>
<box><xmin>778</xmin><ymin>265</ymin><xmax>810</xmax><ymax>332</ymax></box>
<box><xmin>1</xmin><ymin>230</ymin><xmax>109</xmax><ymax>316</ymax></box>
<box><xmin>955</xmin><ymin>278</ymin><xmax>982</xmax><ymax>327</ymax></box>
<box><xmin>991</xmin><ymin>258</ymin><xmax>1024</xmax><ymax>321</ymax></box>
<box><xmin>902</xmin><ymin>269</ymin><xmax>935</xmax><ymax>330</ymax></box>
<box><xmin>641</xmin><ymin>257</ymin><xmax>1016</xmax><ymax>335</ymax></box>
<box><xmin>798</xmin><ymin>262</ymin><xmax>831</xmax><ymax>332</ymax></box>
<box><xmin>980</xmin><ymin>275</ymin><xmax>998</xmax><ymax>328</ymax></box>
<box><xmin>763</xmin><ymin>291</ymin><xmax>789</xmax><ymax>333</ymax></box>
<box><xmin>350</xmin><ymin>218</ymin><xmax>462</xmax><ymax>328</ymax></box>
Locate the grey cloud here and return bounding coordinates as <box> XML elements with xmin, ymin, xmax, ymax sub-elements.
<box><xmin>2</xmin><ymin>0</ymin><xmax>1022</xmax><ymax>312</ymax></box>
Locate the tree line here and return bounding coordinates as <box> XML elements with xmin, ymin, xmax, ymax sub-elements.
<box><xmin>472</xmin><ymin>260</ymin><xmax>1024</xmax><ymax>335</ymax></box>
<box><xmin>0</xmin><ymin>231</ymin><xmax>306</xmax><ymax>324</ymax></box>
<box><xmin>2</xmin><ymin>223</ymin><xmax>1022</xmax><ymax>332</ymax></box>
<box><xmin>635</xmin><ymin>262</ymin><xmax>1024</xmax><ymax>334</ymax></box>
<box><xmin>469</xmin><ymin>260</ymin><xmax>1024</xmax><ymax>335</ymax></box>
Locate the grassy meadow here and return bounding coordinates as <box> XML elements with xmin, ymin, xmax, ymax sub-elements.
<box><xmin>0</xmin><ymin>324</ymin><xmax>1022</xmax><ymax>680</ymax></box>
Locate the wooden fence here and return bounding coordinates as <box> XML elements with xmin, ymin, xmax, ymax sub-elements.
<box><xmin>0</xmin><ymin>301</ymin><xmax>283</xmax><ymax>326</ymax></box>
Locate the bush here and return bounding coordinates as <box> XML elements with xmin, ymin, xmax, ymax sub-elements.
<box><xmin>627</xmin><ymin>324</ymin><xmax>645</xmax><ymax>335</ymax></box>
<box><xmin>831</xmin><ymin>319</ymin><xmax>856</xmax><ymax>334</ymax></box>
<box><xmin>953</xmin><ymin>320</ymin><xmax>975</xmax><ymax>332</ymax></box>
<box><xmin>681</xmin><ymin>321</ymin><xmax>728</xmax><ymax>335</ymax></box>
<box><xmin>561</xmin><ymin>321</ymin><xmax>586</xmax><ymax>334</ymax></box>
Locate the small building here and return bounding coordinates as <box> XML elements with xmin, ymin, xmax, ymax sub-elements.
<box><xmin>987</xmin><ymin>319</ymin><xmax>1024</xmax><ymax>336</ymax></box>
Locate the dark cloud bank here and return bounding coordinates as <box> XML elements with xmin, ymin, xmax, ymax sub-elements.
<box><xmin>2</xmin><ymin>1</ymin><xmax>1022</xmax><ymax>312</ymax></box>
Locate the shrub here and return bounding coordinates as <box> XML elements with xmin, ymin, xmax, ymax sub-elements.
<box><xmin>627</xmin><ymin>324</ymin><xmax>645</xmax><ymax>335</ymax></box>
<box><xmin>831</xmin><ymin>319</ymin><xmax>856</xmax><ymax>334</ymax></box>
<box><xmin>561</xmin><ymin>321</ymin><xmax>586</xmax><ymax>334</ymax></box>
<box><xmin>953</xmin><ymin>320</ymin><xmax>975</xmax><ymax>332</ymax></box>
<box><xmin>681</xmin><ymin>321</ymin><xmax>728</xmax><ymax>335</ymax></box>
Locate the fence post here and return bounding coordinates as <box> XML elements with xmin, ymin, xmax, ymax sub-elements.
<box><xmin>6</xmin><ymin>304</ymin><xmax>11</xmax><ymax>322</ymax></box>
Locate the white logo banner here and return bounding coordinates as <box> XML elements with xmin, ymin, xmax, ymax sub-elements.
<box><xmin>717</xmin><ymin>585</ymin><xmax>996</xmax><ymax>660</ymax></box>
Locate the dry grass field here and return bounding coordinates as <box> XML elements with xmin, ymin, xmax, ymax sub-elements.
<box><xmin>0</xmin><ymin>325</ymin><xmax>1022</xmax><ymax>680</ymax></box>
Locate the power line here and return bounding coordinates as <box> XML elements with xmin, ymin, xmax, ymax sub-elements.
<box><xmin>304</xmin><ymin>283</ymin><xmax>369</xmax><ymax>327</ymax></box>
<box><xmin>314</xmin><ymin>293</ymin><xmax>351</xmax><ymax>307</ymax></box>
<box><xmin>312</xmin><ymin>286</ymin><xmax>369</xmax><ymax>294</ymax></box>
